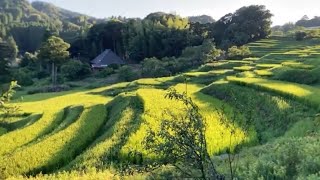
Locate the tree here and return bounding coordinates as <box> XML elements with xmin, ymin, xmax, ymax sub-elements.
<box><xmin>213</xmin><ymin>5</ymin><xmax>272</xmax><ymax>48</ymax></box>
<box><xmin>7</xmin><ymin>36</ymin><xmax>18</xmax><ymax>60</ymax></box>
<box><xmin>227</xmin><ymin>46</ymin><xmax>251</xmax><ymax>59</ymax></box>
<box><xmin>295</xmin><ymin>31</ymin><xmax>307</xmax><ymax>41</ymax></box>
<box><xmin>38</xmin><ymin>36</ymin><xmax>70</xmax><ymax>87</ymax></box>
<box><xmin>144</xmin><ymin>88</ymin><xmax>223</xmax><ymax>179</ymax></box>
<box><xmin>0</xmin><ymin>39</ymin><xmax>17</xmax><ymax>82</ymax></box>
<box><xmin>0</xmin><ymin>81</ymin><xmax>20</xmax><ymax>116</ymax></box>
<box><xmin>118</xmin><ymin>65</ymin><xmax>139</xmax><ymax>82</ymax></box>
<box><xmin>201</xmin><ymin>40</ymin><xmax>223</xmax><ymax>62</ymax></box>
<box><xmin>141</xmin><ymin>57</ymin><xmax>170</xmax><ymax>78</ymax></box>
<box><xmin>61</xmin><ymin>60</ymin><xmax>91</xmax><ymax>80</ymax></box>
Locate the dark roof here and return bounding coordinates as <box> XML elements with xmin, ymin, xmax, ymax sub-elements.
<box><xmin>91</xmin><ymin>49</ymin><xmax>125</xmax><ymax>68</ymax></box>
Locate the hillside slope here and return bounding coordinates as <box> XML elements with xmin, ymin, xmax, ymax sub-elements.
<box><xmin>1</xmin><ymin>37</ymin><xmax>320</xmax><ymax>179</ymax></box>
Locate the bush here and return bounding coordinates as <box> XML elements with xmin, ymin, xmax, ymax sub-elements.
<box><xmin>118</xmin><ymin>65</ymin><xmax>139</xmax><ymax>82</ymax></box>
<box><xmin>227</xmin><ymin>46</ymin><xmax>252</xmax><ymax>59</ymax></box>
<box><xmin>61</xmin><ymin>60</ymin><xmax>91</xmax><ymax>80</ymax></box>
<box><xmin>11</xmin><ymin>68</ymin><xmax>34</xmax><ymax>86</ymax></box>
<box><xmin>108</xmin><ymin>64</ymin><xmax>120</xmax><ymax>70</ymax></box>
<box><xmin>142</xmin><ymin>57</ymin><xmax>170</xmax><ymax>78</ymax></box>
<box><xmin>295</xmin><ymin>31</ymin><xmax>307</xmax><ymax>41</ymax></box>
<box><xmin>96</xmin><ymin>67</ymin><xmax>114</xmax><ymax>78</ymax></box>
<box><xmin>20</xmin><ymin>52</ymin><xmax>37</xmax><ymax>67</ymax></box>
<box><xmin>236</xmin><ymin>136</ymin><xmax>320</xmax><ymax>179</ymax></box>
<box><xmin>36</xmin><ymin>71</ymin><xmax>50</xmax><ymax>79</ymax></box>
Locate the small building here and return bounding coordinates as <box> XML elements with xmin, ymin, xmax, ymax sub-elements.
<box><xmin>91</xmin><ymin>49</ymin><xmax>125</xmax><ymax>69</ymax></box>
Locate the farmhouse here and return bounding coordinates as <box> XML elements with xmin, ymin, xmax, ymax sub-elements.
<box><xmin>91</xmin><ymin>49</ymin><xmax>125</xmax><ymax>69</ymax></box>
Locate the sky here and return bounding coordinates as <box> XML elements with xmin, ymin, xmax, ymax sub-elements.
<box><xmin>29</xmin><ymin>0</ymin><xmax>320</xmax><ymax>26</ymax></box>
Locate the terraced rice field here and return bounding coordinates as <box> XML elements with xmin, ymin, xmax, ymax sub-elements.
<box><xmin>1</xmin><ymin>37</ymin><xmax>320</xmax><ymax>179</ymax></box>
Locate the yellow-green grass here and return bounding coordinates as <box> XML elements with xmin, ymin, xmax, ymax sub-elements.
<box><xmin>0</xmin><ymin>105</ymin><xmax>107</xmax><ymax>178</ymax></box>
<box><xmin>227</xmin><ymin>76</ymin><xmax>320</xmax><ymax>109</ymax></box>
<box><xmin>0</xmin><ymin>87</ymin><xmax>112</xmax><ymax>157</ymax></box>
<box><xmin>121</xmin><ymin>84</ymin><xmax>250</xmax><ymax>158</ymax></box>
<box><xmin>65</xmin><ymin>94</ymin><xmax>143</xmax><ymax>170</ymax></box>
<box><xmin>254</xmin><ymin>70</ymin><xmax>273</xmax><ymax>76</ymax></box>
<box><xmin>233</xmin><ymin>66</ymin><xmax>255</xmax><ymax>71</ymax></box>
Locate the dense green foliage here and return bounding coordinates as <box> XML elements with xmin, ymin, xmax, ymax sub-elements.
<box><xmin>227</xmin><ymin>46</ymin><xmax>252</xmax><ymax>59</ymax></box>
<box><xmin>236</xmin><ymin>136</ymin><xmax>320</xmax><ymax>179</ymax></box>
<box><xmin>188</xmin><ymin>15</ymin><xmax>216</xmax><ymax>24</ymax></box>
<box><xmin>61</xmin><ymin>60</ymin><xmax>91</xmax><ymax>80</ymax></box>
<box><xmin>212</xmin><ymin>5</ymin><xmax>272</xmax><ymax>48</ymax></box>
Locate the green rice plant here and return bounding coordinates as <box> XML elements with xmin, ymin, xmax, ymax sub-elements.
<box><xmin>254</xmin><ymin>70</ymin><xmax>273</xmax><ymax>76</ymax></box>
<box><xmin>281</xmin><ymin>62</ymin><xmax>314</xmax><ymax>69</ymax></box>
<box><xmin>0</xmin><ymin>86</ymin><xmax>112</xmax><ymax>157</ymax></box>
<box><xmin>184</xmin><ymin>70</ymin><xmax>234</xmax><ymax>78</ymax></box>
<box><xmin>50</xmin><ymin>106</ymin><xmax>84</xmax><ymax>135</ymax></box>
<box><xmin>121</xmin><ymin>84</ymin><xmax>250</xmax><ymax>160</ymax></box>
<box><xmin>133</xmin><ymin>77</ymin><xmax>175</xmax><ymax>86</ymax></box>
<box><xmin>233</xmin><ymin>66</ymin><xmax>255</xmax><ymax>71</ymax></box>
<box><xmin>256</xmin><ymin>64</ymin><xmax>282</xmax><ymax>69</ymax></box>
<box><xmin>201</xmin><ymin>83</ymin><xmax>316</xmax><ymax>142</ymax></box>
<box><xmin>0</xmin><ymin>114</ymin><xmax>42</xmax><ymax>132</ymax></box>
<box><xmin>237</xmin><ymin>71</ymin><xmax>256</xmax><ymax>78</ymax></box>
<box><xmin>0</xmin><ymin>109</ymin><xmax>65</xmax><ymax>156</ymax></box>
<box><xmin>0</xmin><ymin>127</ymin><xmax>7</xmax><ymax>136</ymax></box>
<box><xmin>0</xmin><ymin>104</ymin><xmax>107</xmax><ymax>178</ymax></box>
<box><xmin>65</xmin><ymin>94</ymin><xmax>143</xmax><ymax>170</ymax></box>
<box><xmin>201</xmin><ymin>62</ymin><xmax>245</xmax><ymax>70</ymax></box>
<box><xmin>227</xmin><ymin>76</ymin><xmax>320</xmax><ymax>110</ymax></box>
<box><xmin>272</xmin><ymin>67</ymin><xmax>318</xmax><ymax>85</ymax></box>
<box><xmin>243</xmin><ymin>57</ymin><xmax>260</xmax><ymax>61</ymax></box>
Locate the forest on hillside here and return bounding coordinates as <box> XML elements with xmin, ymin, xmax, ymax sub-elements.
<box><xmin>0</xmin><ymin>0</ymin><xmax>273</xmax><ymax>87</ymax></box>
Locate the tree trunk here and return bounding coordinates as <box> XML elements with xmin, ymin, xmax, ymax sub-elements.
<box><xmin>55</xmin><ymin>65</ymin><xmax>58</xmax><ymax>87</ymax></box>
<box><xmin>51</xmin><ymin>62</ymin><xmax>55</xmax><ymax>87</ymax></box>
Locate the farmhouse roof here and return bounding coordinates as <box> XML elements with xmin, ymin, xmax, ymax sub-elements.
<box><xmin>91</xmin><ymin>49</ymin><xmax>125</xmax><ymax>68</ymax></box>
